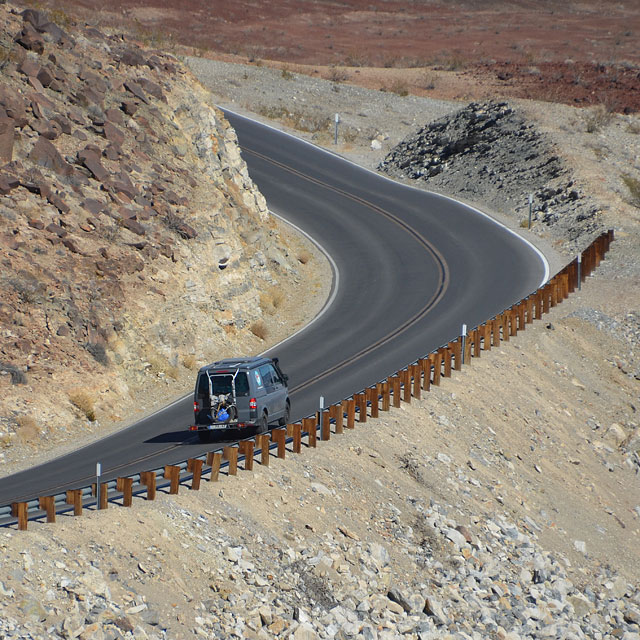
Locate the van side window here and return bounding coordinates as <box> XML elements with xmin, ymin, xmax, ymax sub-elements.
<box><xmin>258</xmin><ymin>365</ymin><xmax>274</xmax><ymax>387</ymax></box>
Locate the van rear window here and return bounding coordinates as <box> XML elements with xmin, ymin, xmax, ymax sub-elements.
<box><xmin>199</xmin><ymin>371</ymin><xmax>249</xmax><ymax>397</ymax></box>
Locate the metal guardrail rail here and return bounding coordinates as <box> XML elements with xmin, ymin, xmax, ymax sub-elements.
<box><xmin>1</xmin><ymin>230</ymin><xmax>614</xmax><ymax>529</ymax></box>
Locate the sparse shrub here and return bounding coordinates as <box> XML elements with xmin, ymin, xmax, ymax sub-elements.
<box><xmin>297</xmin><ymin>250</ymin><xmax>312</xmax><ymax>265</ymax></box>
<box><xmin>182</xmin><ymin>354</ymin><xmax>197</xmax><ymax>370</ymax></box>
<box><xmin>16</xmin><ymin>415</ymin><xmax>39</xmax><ymax>445</ymax></box>
<box><xmin>520</xmin><ymin>219</ymin><xmax>530</xmax><ymax>228</ymax></box>
<box><xmin>388</xmin><ymin>79</ymin><xmax>410</xmax><ymax>97</ymax></box>
<box><xmin>621</xmin><ymin>174</ymin><xmax>640</xmax><ymax>207</ymax></box>
<box><xmin>398</xmin><ymin>452</ymin><xmax>425</xmax><ymax>484</ymax></box>
<box><xmin>259</xmin><ymin>288</ymin><xmax>285</xmax><ymax>315</ymax></box>
<box><xmin>422</xmin><ymin>73</ymin><xmax>437</xmax><ymax>90</ymax></box>
<box><xmin>627</xmin><ymin>121</ymin><xmax>640</xmax><ymax>134</ymax></box>
<box><xmin>9</xmin><ymin>272</ymin><xmax>45</xmax><ymax>304</ymax></box>
<box><xmin>281</xmin><ymin>67</ymin><xmax>294</xmax><ymax>80</ymax></box>
<box><xmin>69</xmin><ymin>390</ymin><xmax>96</xmax><ymax>422</ymax></box>
<box><xmin>0</xmin><ymin>362</ymin><xmax>27</xmax><ymax>385</ymax></box>
<box><xmin>328</xmin><ymin>66</ymin><xmax>348</xmax><ymax>83</ymax></box>
<box><xmin>85</xmin><ymin>342</ymin><xmax>109</xmax><ymax>366</ymax></box>
<box><xmin>250</xmin><ymin>320</ymin><xmax>268</xmax><ymax>340</ymax></box>
<box><xmin>585</xmin><ymin>104</ymin><xmax>613</xmax><ymax>133</ymax></box>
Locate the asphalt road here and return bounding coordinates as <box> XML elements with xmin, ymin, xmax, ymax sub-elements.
<box><xmin>0</xmin><ymin>112</ymin><xmax>547</xmax><ymax>507</ymax></box>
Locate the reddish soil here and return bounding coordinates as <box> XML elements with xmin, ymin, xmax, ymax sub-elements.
<box><xmin>30</xmin><ymin>0</ymin><xmax>640</xmax><ymax>111</ymax></box>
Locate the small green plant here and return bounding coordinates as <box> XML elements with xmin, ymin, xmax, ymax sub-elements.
<box><xmin>69</xmin><ymin>390</ymin><xmax>96</xmax><ymax>422</ymax></box>
<box><xmin>621</xmin><ymin>174</ymin><xmax>640</xmax><ymax>207</ymax></box>
<box><xmin>281</xmin><ymin>67</ymin><xmax>294</xmax><ymax>80</ymax></box>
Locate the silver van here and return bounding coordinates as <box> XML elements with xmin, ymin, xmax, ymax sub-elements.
<box><xmin>190</xmin><ymin>357</ymin><xmax>290</xmax><ymax>442</ymax></box>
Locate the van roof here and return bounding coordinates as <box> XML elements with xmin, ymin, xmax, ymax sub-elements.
<box><xmin>198</xmin><ymin>356</ymin><xmax>272</xmax><ymax>373</ymax></box>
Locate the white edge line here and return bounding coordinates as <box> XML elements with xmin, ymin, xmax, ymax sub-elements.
<box><xmin>221</xmin><ymin>105</ymin><xmax>551</xmax><ymax>288</ymax></box>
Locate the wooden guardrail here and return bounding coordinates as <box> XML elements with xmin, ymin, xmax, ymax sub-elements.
<box><xmin>3</xmin><ymin>230</ymin><xmax>614</xmax><ymax>529</ymax></box>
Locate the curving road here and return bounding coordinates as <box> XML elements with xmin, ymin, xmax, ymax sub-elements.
<box><xmin>0</xmin><ymin>112</ymin><xmax>547</xmax><ymax>507</ymax></box>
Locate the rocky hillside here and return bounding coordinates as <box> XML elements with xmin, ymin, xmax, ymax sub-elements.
<box><xmin>0</xmin><ymin>4</ymin><xmax>326</xmax><ymax>469</ymax></box>
<box><xmin>378</xmin><ymin>101</ymin><xmax>603</xmax><ymax>251</ymax></box>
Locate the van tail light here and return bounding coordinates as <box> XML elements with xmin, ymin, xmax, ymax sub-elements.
<box><xmin>193</xmin><ymin>401</ymin><xmax>199</xmax><ymax>413</ymax></box>
<box><xmin>249</xmin><ymin>398</ymin><xmax>257</xmax><ymax>410</ymax></box>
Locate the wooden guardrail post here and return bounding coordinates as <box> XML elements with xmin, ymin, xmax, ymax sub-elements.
<box><xmin>254</xmin><ymin>435</ymin><xmax>270</xmax><ymax>466</ymax></box>
<box><xmin>238</xmin><ymin>441</ymin><xmax>254</xmax><ymax>471</ymax></box>
<box><xmin>381</xmin><ymin>383</ymin><xmax>390</xmax><ymax>410</ymax></box>
<box><xmin>272</xmin><ymin>429</ymin><xmax>286</xmax><ymax>458</ymax></box>
<box><xmin>534</xmin><ymin>291</ymin><xmax>543</xmax><ymax>320</ymax></box>
<box><xmin>91</xmin><ymin>483</ymin><xmax>108</xmax><ymax>510</ymax></box>
<box><xmin>223</xmin><ymin>446</ymin><xmax>238</xmax><ymax>474</ymax></box>
<box><xmin>472</xmin><ymin>328</ymin><xmax>481</xmax><ymax>357</ymax></box>
<box><xmin>500</xmin><ymin>313</ymin><xmax>509</xmax><ymax>342</ymax></box>
<box><xmin>463</xmin><ymin>332</ymin><xmax>472</xmax><ymax>362</ymax></box>
<box><xmin>450</xmin><ymin>339</ymin><xmax>462</xmax><ymax>371</ymax></box>
<box><xmin>303</xmin><ymin>415</ymin><xmax>318</xmax><ymax>445</ymax></box>
<box><xmin>290</xmin><ymin>423</ymin><xmax>302</xmax><ymax>451</ymax></box>
<box><xmin>335</xmin><ymin>403</ymin><xmax>344</xmax><ymax>433</ymax></box>
<box><xmin>442</xmin><ymin>347</ymin><xmax>452</xmax><ymax>377</ymax></box>
<box><xmin>11</xmin><ymin>502</ymin><xmax>28</xmax><ymax>530</ymax></box>
<box><xmin>140</xmin><ymin>471</ymin><xmax>156</xmax><ymax>500</ymax></box>
<box><xmin>116</xmin><ymin>477</ymin><xmax>133</xmax><ymax>507</ymax></box>
<box><xmin>421</xmin><ymin>357</ymin><xmax>431</xmax><ymax>391</ymax></box>
<box><xmin>187</xmin><ymin>458</ymin><xmax>204</xmax><ymax>489</ymax></box>
<box><xmin>369</xmin><ymin>386</ymin><xmax>379</xmax><ymax>418</ymax></box>
<box><xmin>207</xmin><ymin>451</ymin><xmax>223</xmax><ymax>479</ymax></box>
<box><xmin>432</xmin><ymin>352</ymin><xmax>442</xmax><ymax>385</ymax></box>
<box><xmin>164</xmin><ymin>465</ymin><xmax>181</xmax><ymax>494</ymax></box>
<box><xmin>391</xmin><ymin>376</ymin><xmax>401</xmax><ymax>407</ymax></box>
<box><xmin>517</xmin><ymin>302</ymin><xmax>526</xmax><ymax>331</ymax></box>
<box><xmin>550</xmin><ymin>278</ymin><xmax>558</xmax><ymax>307</ymax></box>
<box><xmin>321</xmin><ymin>410</ymin><xmax>331</xmax><ymax>441</ymax></box>
<box><xmin>401</xmin><ymin>369</ymin><xmax>411</xmax><ymax>403</ymax></box>
<box><xmin>39</xmin><ymin>496</ymin><xmax>56</xmax><ymax>523</ymax></box>
<box><xmin>344</xmin><ymin>399</ymin><xmax>355</xmax><ymax>429</ymax></box>
<box><xmin>65</xmin><ymin>489</ymin><xmax>83</xmax><ymax>515</ymax></box>
<box><xmin>411</xmin><ymin>365</ymin><xmax>421</xmax><ymax>399</ymax></box>
<box><xmin>356</xmin><ymin>393</ymin><xmax>367</xmax><ymax>422</ymax></box>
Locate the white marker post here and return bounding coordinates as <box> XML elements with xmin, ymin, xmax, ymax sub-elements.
<box><xmin>96</xmin><ymin>462</ymin><xmax>102</xmax><ymax>510</ymax></box>
<box><xmin>334</xmin><ymin>113</ymin><xmax>340</xmax><ymax>145</ymax></box>
<box><xmin>577</xmin><ymin>254</ymin><xmax>582</xmax><ymax>290</ymax></box>
<box><xmin>528</xmin><ymin>194</ymin><xmax>533</xmax><ymax>229</ymax></box>
<box><xmin>461</xmin><ymin>324</ymin><xmax>467</xmax><ymax>365</ymax></box>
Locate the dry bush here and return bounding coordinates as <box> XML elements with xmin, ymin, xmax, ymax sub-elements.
<box><xmin>69</xmin><ymin>390</ymin><xmax>96</xmax><ymax>422</ymax></box>
<box><xmin>182</xmin><ymin>354</ymin><xmax>197</xmax><ymax>370</ymax></box>
<box><xmin>250</xmin><ymin>320</ymin><xmax>268</xmax><ymax>340</ymax></box>
<box><xmin>16</xmin><ymin>415</ymin><xmax>39</xmax><ymax>444</ymax></box>
<box><xmin>628</xmin><ymin>122</ymin><xmax>640</xmax><ymax>134</ymax></box>
<box><xmin>260</xmin><ymin>288</ymin><xmax>285</xmax><ymax>315</ymax></box>
<box><xmin>422</xmin><ymin>73</ymin><xmax>437</xmax><ymax>90</ymax></box>
<box><xmin>281</xmin><ymin>67</ymin><xmax>294</xmax><ymax>80</ymax></box>
<box><xmin>621</xmin><ymin>174</ymin><xmax>640</xmax><ymax>208</ymax></box>
<box><xmin>297</xmin><ymin>249</ymin><xmax>312</xmax><ymax>264</ymax></box>
<box><xmin>585</xmin><ymin>104</ymin><xmax>613</xmax><ymax>133</ymax></box>
<box><xmin>328</xmin><ymin>66</ymin><xmax>348</xmax><ymax>83</ymax></box>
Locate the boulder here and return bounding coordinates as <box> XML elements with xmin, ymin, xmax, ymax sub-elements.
<box><xmin>0</xmin><ymin>116</ymin><xmax>15</xmax><ymax>162</ymax></box>
<box><xmin>123</xmin><ymin>79</ymin><xmax>149</xmax><ymax>104</ymax></box>
<box><xmin>104</xmin><ymin>121</ymin><xmax>125</xmax><ymax>146</ymax></box>
<box><xmin>78</xmin><ymin>148</ymin><xmax>109</xmax><ymax>182</ymax></box>
<box><xmin>15</xmin><ymin>24</ymin><xmax>45</xmax><ymax>54</ymax></box>
<box><xmin>28</xmin><ymin>136</ymin><xmax>73</xmax><ymax>175</ymax></box>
